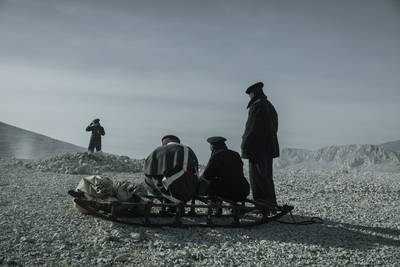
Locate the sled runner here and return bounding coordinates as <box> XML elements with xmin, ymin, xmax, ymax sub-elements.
<box><xmin>68</xmin><ymin>190</ymin><xmax>294</xmax><ymax>228</ymax></box>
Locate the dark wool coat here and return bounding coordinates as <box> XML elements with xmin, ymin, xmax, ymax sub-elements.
<box><xmin>143</xmin><ymin>143</ymin><xmax>198</xmax><ymax>177</ymax></box>
<box><xmin>241</xmin><ymin>93</ymin><xmax>279</xmax><ymax>159</ymax></box>
<box><xmin>143</xmin><ymin>143</ymin><xmax>199</xmax><ymax>202</ymax></box>
<box><xmin>86</xmin><ymin>124</ymin><xmax>105</xmax><ymax>140</ymax></box>
<box><xmin>202</xmin><ymin>147</ymin><xmax>250</xmax><ymax>202</ymax></box>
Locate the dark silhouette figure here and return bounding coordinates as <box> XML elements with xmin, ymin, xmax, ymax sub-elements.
<box><xmin>143</xmin><ymin>135</ymin><xmax>199</xmax><ymax>203</ymax></box>
<box><xmin>86</xmin><ymin>118</ymin><xmax>105</xmax><ymax>153</ymax></box>
<box><xmin>200</xmin><ymin>136</ymin><xmax>250</xmax><ymax>202</ymax></box>
<box><xmin>241</xmin><ymin>82</ymin><xmax>279</xmax><ymax>204</ymax></box>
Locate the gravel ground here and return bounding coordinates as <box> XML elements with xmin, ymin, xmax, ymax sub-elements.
<box><xmin>1</xmin><ymin>156</ymin><xmax>400</xmax><ymax>267</ymax></box>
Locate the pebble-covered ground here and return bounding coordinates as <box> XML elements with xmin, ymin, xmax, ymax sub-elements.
<box><xmin>1</xmin><ymin>154</ymin><xmax>399</xmax><ymax>266</ymax></box>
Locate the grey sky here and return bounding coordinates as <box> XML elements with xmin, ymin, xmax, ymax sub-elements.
<box><xmin>1</xmin><ymin>0</ymin><xmax>399</xmax><ymax>163</ymax></box>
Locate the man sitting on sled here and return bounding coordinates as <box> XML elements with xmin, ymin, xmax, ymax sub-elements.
<box><xmin>143</xmin><ymin>135</ymin><xmax>199</xmax><ymax>203</ymax></box>
<box><xmin>199</xmin><ymin>136</ymin><xmax>250</xmax><ymax>202</ymax></box>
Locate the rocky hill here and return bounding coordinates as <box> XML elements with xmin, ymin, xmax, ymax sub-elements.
<box><xmin>274</xmin><ymin>144</ymin><xmax>400</xmax><ymax>172</ymax></box>
<box><xmin>8</xmin><ymin>151</ymin><xmax>145</xmax><ymax>175</ymax></box>
<box><xmin>379</xmin><ymin>140</ymin><xmax>400</xmax><ymax>151</ymax></box>
<box><xmin>0</xmin><ymin>121</ymin><xmax>86</xmax><ymax>160</ymax></box>
<box><xmin>2</xmin><ymin>121</ymin><xmax>400</xmax><ymax>173</ymax></box>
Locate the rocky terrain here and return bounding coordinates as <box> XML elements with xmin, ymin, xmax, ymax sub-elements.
<box><xmin>379</xmin><ymin>139</ymin><xmax>400</xmax><ymax>151</ymax></box>
<box><xmin>274</xmin><ymin>144</ymin><xmax>400</xmax><ymax>172</ymax></box>
<box><xmin>23</xmin><ymin>151</ymin><xmax>145</xmax><ymax>175</ymax></box>
<box><xmin>1</xmin><ymin>155</ymin><xmax>400</xmax><ymax>266</ymax></box>
<box><xmin>1</xmin><ymin>122</ymin><xmax>400</xmax><ymax>266</ymax></box>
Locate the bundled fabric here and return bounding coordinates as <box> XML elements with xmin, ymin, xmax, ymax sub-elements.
<box><xmin>76</xmin><ymin>175</ymin><xmax>114</xmax><ymax>198</ymax></box>
<box><xmin>114</xmin><ymin>181</ymin><xmax>147</xmax><ymax>202</ymax></box>
<box><xmin>73</xmin><ymin>176</ymin><xmax>147</xmax><ymax>213</ymax></box>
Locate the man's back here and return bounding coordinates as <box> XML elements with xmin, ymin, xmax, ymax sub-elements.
<box><xmin>242</xmin><ymin>94</ymin><xmax>279</xmax><ymax>159</ymax></box>
<box><xmin>143</xmin><ymin>143</ymin><xmax>198</xmax><ymax>177</ymax></box>
<box><xmin>203</xmin><ymin>148</ymin><xmax>250</xmax><ymax>202</ymax></box>
<box><xmin>143</xmin><ymin>136</ymin><xmax>199</xmax><ymax>203</ymax></box>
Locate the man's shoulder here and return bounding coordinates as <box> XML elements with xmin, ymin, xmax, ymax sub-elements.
<box><xmin>226</xmin><ymin>149</ymin><xmax>242</xmax><ymax>159</ymax></box>
<box><xmin>153</xmin><ymin>143</ymin><xmax>185</xmax><ymax>153</ymax></box>
<box><xmin>212</xmin><ymin>149</ymin><xmax>239</xmax><ymax>158</ymax></box>
<box><xmin>228</xmin><ymin>148</ymin><xmax>240</xmax><ymax>154</ymax></box>
<box><xmin>253</xmin><ymin>97</ymin><xmax>274</xmax><ymax>110</ymax></box>
<box><xmin>249</xmin><ymin>97</ymin><xmax>267</xmax><ymax>108</ymax></box>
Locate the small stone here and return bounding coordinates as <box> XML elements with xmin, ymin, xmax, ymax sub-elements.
<box><xmin>131</xmin><ymin>232</ymin><xmax>147</xmax><ymax>242</ymax></box>
<box><xmin>114</xmin><ymin>255</ymin><xmax>128</xmax><ymax>262</ymax></box>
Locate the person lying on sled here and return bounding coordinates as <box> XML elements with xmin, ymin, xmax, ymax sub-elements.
<box><xmin>199</xmin><ymin>136</ymin><xmax>250</xmax><ymax>202</ymax></box>
<box><xmin>143</xmin><ymin>135</ymin><xmax>199</xmax><ymax>203</ymax></box>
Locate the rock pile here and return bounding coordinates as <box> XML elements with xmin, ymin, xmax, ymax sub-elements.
<box><xmin>20</xmin><ymin>152</ymin><xmax>145</xmax><ymax>175</ymax></box>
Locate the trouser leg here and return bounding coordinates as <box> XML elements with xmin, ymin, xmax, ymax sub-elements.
<box><xmin>248</xmin><ymin>156</ymin><xmax>277</xmax><ymax>204</ymax></box>
<box><xmin>88</xmin><ymin>141</ymin><xmax>95</xmax><ymax>153</ymax></box>
<box><xmin>88</xmin><ymin>138</ymin><xmax>102</xmax><ymax>152</ymax></box>
<box><xmin>169</xmin><ymin>173</ymin><xmax>199</xmax><ymax>203</ymax></box>
<box><xmin>94</xmin><ymin>139</ymin><xmax>102</xmax><ymax>151</ymax></box>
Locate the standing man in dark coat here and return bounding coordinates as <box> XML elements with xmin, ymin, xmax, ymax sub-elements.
<box><xmin>200</xmin><ymin>136</ymin><xmax>250</xmax><ymax>202</ymax></box>
<box><xmin>86</xmin><ymin>118</ymin><xmax>105</xmax><ymax>153</ymax></box>
<box><xmin>143</xmin><ymin>135</ymin><xmax>199</xmax><ymax>203</ymax></box>
<box><xmin>241</xmin><ymin>82</ymin><xmax>279</xmax><ymax>204</ymax></box>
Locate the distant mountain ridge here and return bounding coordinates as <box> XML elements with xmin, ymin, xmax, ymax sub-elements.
<box><xmin>274</xmin><ymin>144</ymin><xmax>400</xmax><ymax>172</ymax></box>
<box><xmin>0</xmin><ymin>121</ymin><xmax>86</xmax><ymax>160</ymax></box>
<box><xmin>2</xmin><ymin>121</ymin><xmax>400</xmax><ymax>172</ymax></box>
<box><xmin>378</xmin><ymin>140</ymin><xmax>400</xmax><ymax>151</ymax></box>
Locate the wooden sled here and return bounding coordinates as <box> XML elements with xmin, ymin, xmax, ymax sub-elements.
<box><xmin>68</xmin><ymin>190</ymin><xmax>294</xmax><ymax>228</ymax></box>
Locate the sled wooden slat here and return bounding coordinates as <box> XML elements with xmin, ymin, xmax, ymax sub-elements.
<box><xmin>69</xmin><ymin>190</ymin><xmax>294</xmax><ymax>228</ymax></box>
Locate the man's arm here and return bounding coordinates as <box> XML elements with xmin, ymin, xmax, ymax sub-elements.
<box><xmin>241</xmin><ymin>105</ymin><xmax>260</xmax><ymax>157</ymax></box>
<box><xmin>202</xmin><ymin>153</ymin><xmax>220</xmax><ymax>181</ymax></box>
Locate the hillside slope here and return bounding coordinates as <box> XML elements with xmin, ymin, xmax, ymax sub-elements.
<box><xmin>0</xmin><ymin>121</ymin><xmax>86</xmax><ymax>160</ymax></box>
<box><xmin>379</xmin><ymin>140</ymin><xmax>400</xmax><ymax>151</ymax></box>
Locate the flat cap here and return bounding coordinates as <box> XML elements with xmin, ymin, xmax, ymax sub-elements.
<box><xmin>245</xmin><ymin>82</ymin><xmax>264</xmax><ymax>94</ymax></box>
<box><xmin>162</xmin><ymin>135</ymin><xmax>181</xmax><ymax>144</ymax></box>
<box><xmin>207</xmin><ymin>136</ymin><xmax>227</xmax><ymax>145</ymax></box>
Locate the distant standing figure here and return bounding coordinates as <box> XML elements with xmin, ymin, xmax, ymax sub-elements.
<box><xmin>143</xmin><ymin>135</ymin><xmax>199</xmax><ymax>203</ymax></box>
<box><xmin>86</xmin><ymin>118</ymin><xmax>105</xmax><ymax>153</ymax></box>
<box><xmin>200</xmin><ymin>136</ymin><xmax>250</xmax><ymax>202</ymax></box>
<box><xmin>241</xmin><ymin>82</ymin><xmax>279</xmax><ymax>204</ymax></box>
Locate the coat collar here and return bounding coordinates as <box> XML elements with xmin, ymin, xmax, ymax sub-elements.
<box><xmin>246</xmin><ymin>93</ymin><xmax>267</xmax><ymax>109</ymax></box>
<box><xmin>211</xmin><ymin>144</ymin><xmax>227</xmax><ymax>155</ymax></box>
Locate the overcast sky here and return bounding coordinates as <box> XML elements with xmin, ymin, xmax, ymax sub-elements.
<box><xmin>1</xmin><ymin>0</ymin><xmax>399</xmax><ymax>163</ymax></box>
